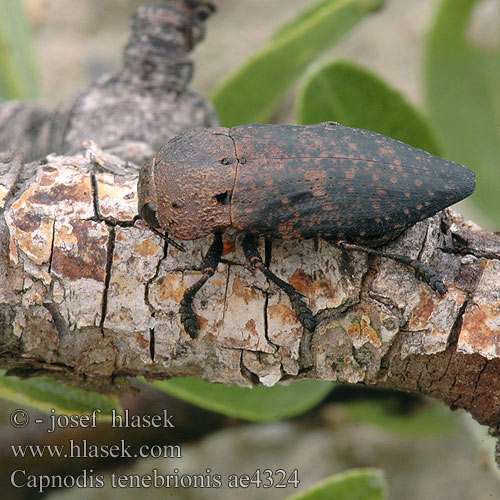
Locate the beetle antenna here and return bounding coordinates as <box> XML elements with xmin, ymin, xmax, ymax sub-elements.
<box><xmin>150</xmin><ymin>227</ymin><xmax>185</xmax><ymax>252</ymax></box>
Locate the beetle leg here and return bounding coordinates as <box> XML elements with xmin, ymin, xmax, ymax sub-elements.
<box><xmin>332</xmin><ymin>239</ymin><xmax>447</xmax><ymax>295</ymax></box>
<box><xmin>242</xmin><ymin>234</ymin><xmax>316</xmax><ymax>331</ymax></box>
<box><xmin>180</xmin><ymin>231</ymin><xmax>223</xmax><ymax>338</ymax></box>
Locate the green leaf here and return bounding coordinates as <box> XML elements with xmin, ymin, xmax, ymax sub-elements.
<box><xmin>287</xmin><ymin>468</ymin><xmax>387</xmax><ymax>500</ymax></box>
<box><xmin>211</xmin><ymin>0</ymin><xmax>385</xmax><ymax>127</ymax></box>
<box><xmin>345</xmin><ymin>400</ymin><xmax>458</xmax><ymax>436</ymax></box>
<box><xmin>147</xmin><ymin>377</ymin><xmax>333</xmax><ymax>422</ymax></box>
<box><xmin>425</xmin><ymin>0</ymin><xmax>500</xmax><ymax>226</ymax></box>
<box><xmin>0</xmin><ymin>0</ymin><xmax>40</xmax><ymax>99</ymax></box>
<box><xmin>298</xmin><ymin>60</ymin><xmax>440</xmax><ymax>154</ymax></box>
<box><xmin>0</xmin><ymin>375</ymin><xmax>120</xmax><ymax>417</ymax></box>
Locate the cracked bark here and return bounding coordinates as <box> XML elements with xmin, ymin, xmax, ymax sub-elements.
<box><xmin>2</xmin><ymin>146</ymin><xmax>500</xmax><ymax>434</ymax></box>
<box><xmin>0</xmin><ymin>1</ymin><xmax>218</xmax><ymax>166</ymax></box>
<box><xmin>0</xmin><ymin>0</ymin><xmax>499</xmax><ymax>441</ymax></box>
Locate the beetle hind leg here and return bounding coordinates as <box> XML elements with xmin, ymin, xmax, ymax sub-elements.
<box><xmin>180</xmin><ymin>231</ymin><xmax>223</xmax><ymax>338</ymax></box>
<box><xmin>242</xmin><ymin>234</ymin><xmax>316</xmax><ymax>331</ymax></box>
<box><xmin>332</xmin><ymin>239</ymin><xmax>447</xmax><ymax>295</ymax></box>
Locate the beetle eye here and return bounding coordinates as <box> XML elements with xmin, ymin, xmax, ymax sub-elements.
<box><xmin>141</xmin><ymin>202</ymin><xmax>161</xmax><ymax>228</ymax></box>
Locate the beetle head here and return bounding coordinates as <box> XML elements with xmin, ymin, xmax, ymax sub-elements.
<box><xmin>138</xmin><ymin>128</ymin><xmax>236</xmax><ymax>240</ymax></box>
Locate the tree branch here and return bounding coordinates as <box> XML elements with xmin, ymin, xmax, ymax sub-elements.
<box><xmin>0</xmin><ymin>1</ymin><xmax>218</xmax><ymax>165</ymax></box>
<box><xmin>1</xmin><ymin>145</ymin><xmax>499</xmax><ymax>433</ymax></box>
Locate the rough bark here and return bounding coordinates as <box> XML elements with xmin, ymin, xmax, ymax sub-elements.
<box><xmin>0</xmin><ymin>0</ymin><xmax>218</xmax><ymax>166</ymax></box>
<box><xmin>1</xmin><ymin>145</ymin><xmax>500</xmax><ymax>434</ymax></box>
<box><xmin>0</xmin><ymin>0</ymin><xmax>499</xmax><ymax>440</ymax></box>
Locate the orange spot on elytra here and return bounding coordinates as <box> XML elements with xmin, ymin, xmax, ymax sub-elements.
<box><xmin>346</xmin><ymin>169</ymin><xmax>355</xmax><ymax>179</ymax></box>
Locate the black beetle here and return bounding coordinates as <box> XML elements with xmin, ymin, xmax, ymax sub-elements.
<box><xmin>138</xmin><ymin>122</ymin><xmax>475</xmax><ymax>338</ymax></box>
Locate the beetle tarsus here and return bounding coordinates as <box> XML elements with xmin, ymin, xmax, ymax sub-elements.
<box><xmin>242</xmin><ymin>233</ymin><xmax>316</xmax><ymax>332</ymax></box>
<box><xmin>180</xmin><ymin>232</ymin><xmax>223</xmax><ymax>338</ymax></box>
<box><xmin>180</xmin><ymin>282</ymin><xmax>206</xmax><ymax>339</ymax></box>
<box><xmin>332</xmin><ymin>239</ymin><xmax>447</xmax><ymax>295</ymax></box>
<box><xmin>289</xmin><ymin>295</ymin><xmax>317</xmax><ymax>331</ymax></box>
<box><xmin>409</xmin><ymin>260</ymin><xmax>447</xmax><ymax>295</ymax></box>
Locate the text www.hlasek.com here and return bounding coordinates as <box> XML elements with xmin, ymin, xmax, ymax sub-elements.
<box><xmin>11</xmin><ymin>440</ymin><xmax>181</xmax><ymax>459</ymax></box>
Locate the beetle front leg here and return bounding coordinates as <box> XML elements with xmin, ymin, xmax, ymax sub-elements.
<box><xmin>180</xmin><ymin>231</ymin><xmax>223</xmax><ymax>338</ymax></box>
<box><xmin>242</xmin><ymin>234</ymin><xmax>316</xmax><ymax>332</ymax></box>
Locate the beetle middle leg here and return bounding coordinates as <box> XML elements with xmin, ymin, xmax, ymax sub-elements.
<box><xmin>180</xmin><ymin>231</ymin><xmax>223</xmax><ymax>338</ymax></box>
<box><xmin>242</xmin><ymin>233</ymin><xmax>316</xmax><ymax>331</ymax></box>
<box><xmin>331</xmin><ymin>239</ymin><xmax>447</xmax><ymax>295</ymax></box>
